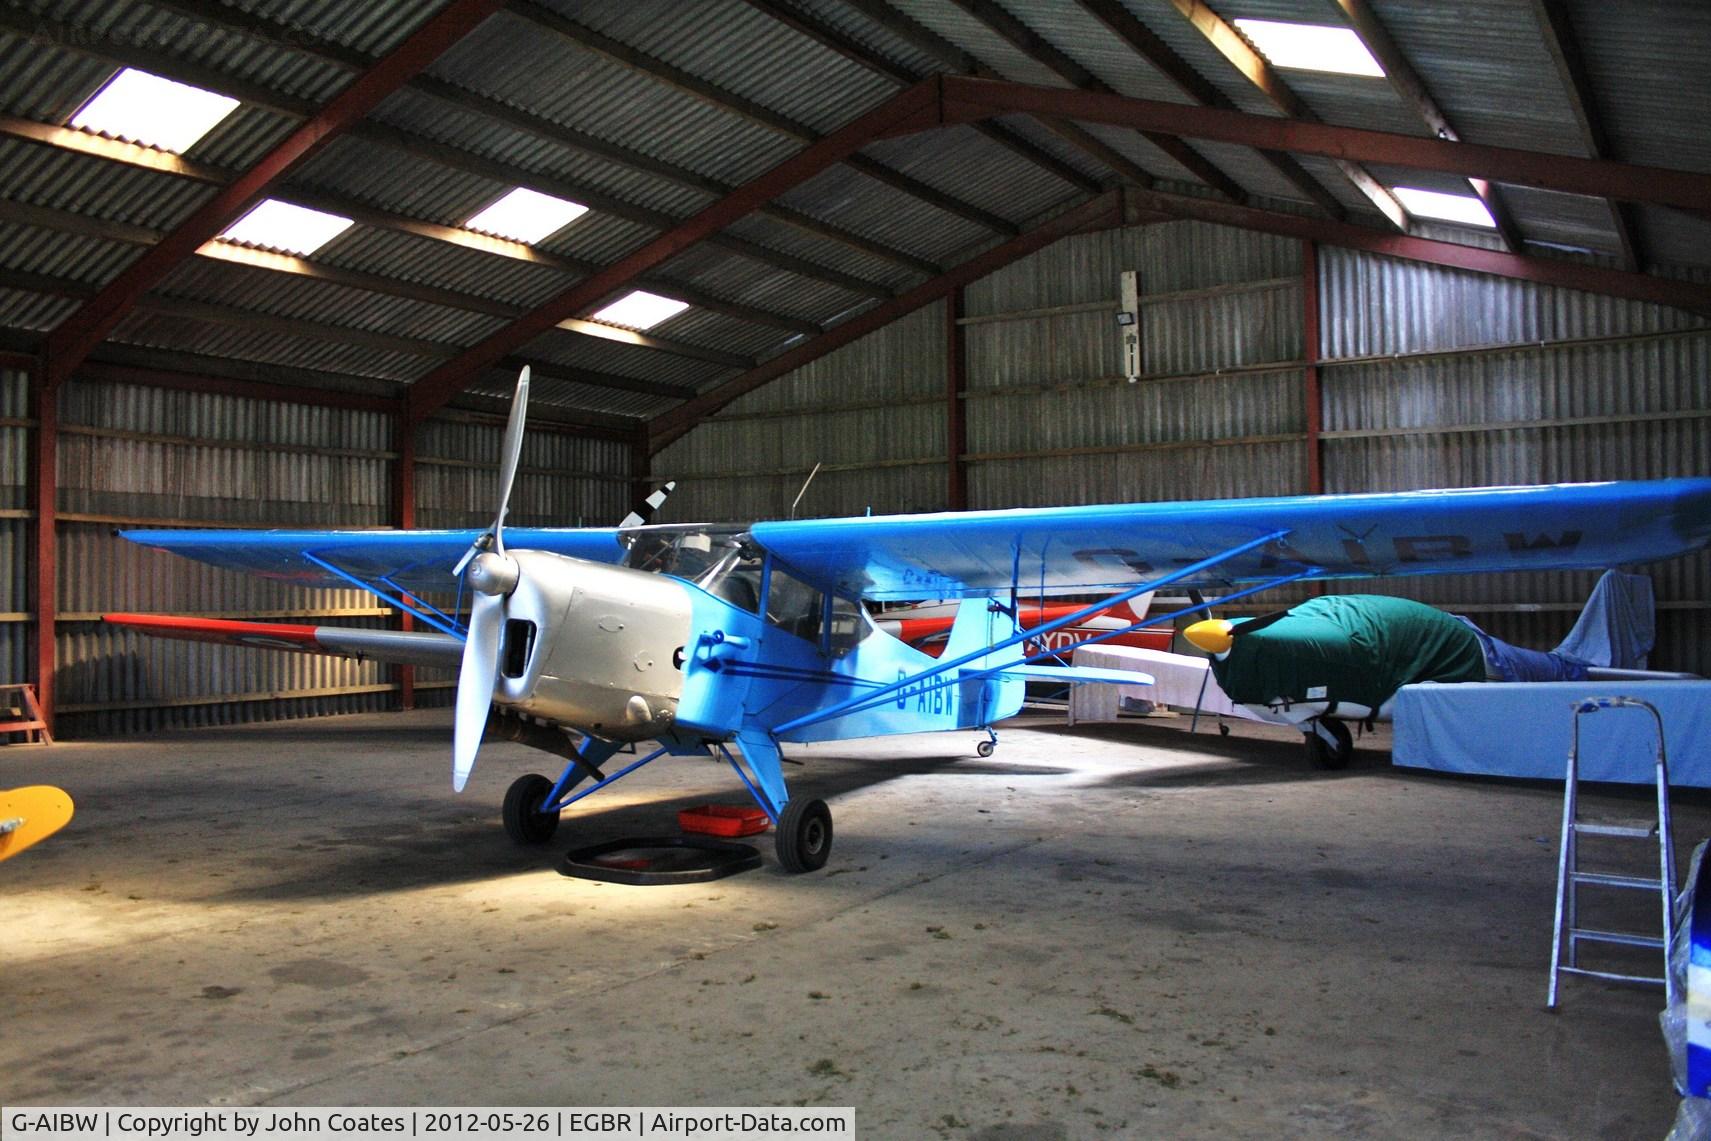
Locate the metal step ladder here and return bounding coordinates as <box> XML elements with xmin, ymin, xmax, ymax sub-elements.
<box><xmin>1547</xmin><ymin>696</ymin><xmax>1677</xmax><ymax>1009</ymax></box>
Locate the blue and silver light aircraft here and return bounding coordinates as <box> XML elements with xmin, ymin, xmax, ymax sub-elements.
<box><xmin>109</xmin><ymin>369</ymin><xmax>1711</xmax><ymax>872</ymax></box>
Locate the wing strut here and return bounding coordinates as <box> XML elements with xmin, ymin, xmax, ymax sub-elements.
<box><xmin>301</xmin><ymin>552</ymin><xmax>467</xmax><ymax>638</ymax></box>
<box><xmin>772</xmin><ymin>529</ymin><xmax>1301</xmax><ymax>737</ymax></box>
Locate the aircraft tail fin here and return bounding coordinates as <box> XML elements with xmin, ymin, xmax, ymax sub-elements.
<box><xmin>1555</xmin><ymin>569</ymin><xmax>1655</xmax><ymax>669</ymax></box>
<box><xmin>942</xmin><ymin>598</ymin><xmax>1024</xmax><ymax>670</ymax></box>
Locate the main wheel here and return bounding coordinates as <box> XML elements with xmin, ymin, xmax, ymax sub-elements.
<box><xmin>976</xmin><ymin>739</ymin><xmax>995</xmax><ymax>758</ymax></box>
<box><xmin>1304</xmin><ymin>718</ymin><xmax>1353</xmax><ymax>771</ymax></box>
<box><xmin>775</xmin><ymin>797</ymin><xmax>833</xmax><ymax>873</ymax></box>
<box><xmin>502</xmin><ymin>773</ymin><xmax>560</xmax><ymax>845</ymax></box>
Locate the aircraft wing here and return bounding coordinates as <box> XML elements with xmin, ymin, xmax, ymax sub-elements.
<box><xmin>750</xmin><ymin>479</ymin><xmax>1711</xmax><ymax>601</ymax></box>
<box><xmin>104</xmin><ymin>613</ymin><xmax>463</xmax><ymax>668</ymax></box>
<box><xmin>114</xmin><ymin>527</ymin><xmax>629</xmax><ymax>592</ymax></box>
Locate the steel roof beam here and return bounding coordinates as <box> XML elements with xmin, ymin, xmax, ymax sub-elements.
<box><xmin>1330</xmin><ymin>0</ymin><xmax>1523</xmax><ymax>251</ymax></box>
<box><xmin>77</xmin><ymin>345</ymin><xmax>645</xmax><ymax>438</ymax></box>
<box><xmin>4</xmin><ymin>10</ymin><xmax>870</xmax><ymax>326</ymax></box>
<box><xmin>934</xmin><ymin>77</ymin><xmax>1711</xmax><ymax>212</ymax></box>
<box><xmin>404</xmin><ymin>79</ymin><xmax>944</xmax><ymax>425</ymax></box>
<box><xmin>947</xmin><ymin>0</ymin><xmax>1247</xmax><ymax>203</ymax></box>
<box><xmin>145</xmin><ymin>0</ymin><xmax>938</xmax><ymax>276</ymax></box>
<box><xmin>507</xmin><ymin>0</ymin><xmax>1018</xmax><ymax>238</ymax></box>
<box><xmin>741</xmin><ymin>0</ymin><xmax>1103</xmax><ymax>196</ymax></box>
<box><xmin>838</xmin><ymin>0</ymin><xmax>1158</xmax><ymax>189</ymax></box>
<box><xmin>2</xmin><ymin>131</ymin><xmax>826</xmax><ymax>350</ymax></box>
<box><xmin>41</xmin><ymin>0</ymin><xmax>508</xmax><ymax>390</ymax></box>
<box><xmin>346</xmin><ymin>119</ymin><xmax>895</xmax><ymax>301</ymax></box>
<box><xmin>10</xmin><ymin>269</ymin><xmax>720</xmax><ymax>394</ymax></box>
<box><xmin>1099</xmin><ymin>0</ymin><xmax>1386</xmax><ymax>225</ymax></box>
<box><xmin>1530</xmin><ymin>0</ymin><xmax>1644</xmax><ymax>271</ymax></box>
<box><xmin>647</xmin><ymin>191</ymin><xmax>1122</xmax><ymax>452</ymax></box>
<box><xmin>1121</xmin><ymin>186</ymin><xmax>1711</xmax><ymax>318</ymax></box>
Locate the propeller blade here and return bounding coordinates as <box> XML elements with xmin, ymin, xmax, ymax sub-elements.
<box><xmin>490</xmin><ymin>366</ymin><xmax>530</xmax><ymax>557</ymax></box>
<box><xmin>619</xmin><ymin>481</ymin><xmax>677</xmax><ymax>530</ymax></box>
<box><xmin>452</xmin><ymin>592</ymin><xmax>504</xmax><ymax>791</ymax></box>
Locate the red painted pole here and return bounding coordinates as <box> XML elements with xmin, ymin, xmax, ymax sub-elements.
<box><xmin>29</xmin><ymin>361</ymin><xmax>57</xmax><ymax>732</ymax></box>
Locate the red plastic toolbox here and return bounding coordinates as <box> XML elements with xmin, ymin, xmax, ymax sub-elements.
<box><xmin>678</xmin><ymin>803</ymin><xmax>770</xmax><ymax>837</ymax></box>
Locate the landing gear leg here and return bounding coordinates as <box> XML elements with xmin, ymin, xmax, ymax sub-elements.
<box><xmin>977</xmin><ymin>727</ymin><xmax>998</xmax><ymax>758</ymax></box>
<box><xmin>502</xmin><ymin>772</ymin><xmax>561</xmax><ymax>845</ymax></box>
<box><xmin>775</xmin><ymin>797</ymin><xmax>833</xmax><ymax>873</ymax></box>
<box><xmin>1304</xmin><ymin>718</ymin><xmax>1353</xmax><ymax>771</ymax></box>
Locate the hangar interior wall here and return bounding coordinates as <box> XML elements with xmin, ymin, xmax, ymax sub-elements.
<box><xmin>657</xmin><ymin>218</ymin><xmax>1711</xmax><ymax>675</ymax></box>
<box><xmin>11</xmin><ymin>216</ymin><xmax>1708</xmax><ymax>737</ymax></box>
<box><xmin>8</xmin><ymin>372</ymin><xmax>632</xmax><ymax>738</ymax></box>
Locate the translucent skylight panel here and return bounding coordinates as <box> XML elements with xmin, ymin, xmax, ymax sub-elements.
<box><xmin>1232</xmin><ymin>19</ymin><xmax>1385</xmax><ymax>77</ymax></box>
<box><xmin>218</xmin><ymin>200</ymin><xmax>355</xmax><ymax>256</ymax></box>
<box><xmin>69</xmin><ymin>67</ymin><xmax>240</xmax><ymax>154</ymax></box>
<box><xmin>590</xmin><ymin>291</ymin><xmax>690</xmax><ymax>331</ymax></box>
<box><xmin>1393</xmin><ymin>187</ymin><xmax>1497</xmax><ymax>228</ymax></box>
<box><xmin>463</xmin><ymin>187</ymin><xmax>589</xmax><ymax>244</ymax></box>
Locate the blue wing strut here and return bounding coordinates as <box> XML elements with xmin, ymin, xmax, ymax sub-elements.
<box><xmin>771</xmin><ymin>528</ymin><xmax>1298</xmax><ymax>737</ymax></box>
<box><xmin>301</xmin><ymin>551</ymin><xmax>468</xmax><ymax>639</ymax></box>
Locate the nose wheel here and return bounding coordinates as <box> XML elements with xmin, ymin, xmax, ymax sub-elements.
<box><xmin>1304</xmin><ymin>718</ymin><xmax>1353</xmax><ymax>770</ymax></box>
<box><xmin>502</xmin><ymin>772</ymin><xmax>561</xmax><ymax>845</ymax></box>
<box><xmin>775</xmin><ymin>797</ymin><xmax>832</xmax><ymax>873</ymax></box>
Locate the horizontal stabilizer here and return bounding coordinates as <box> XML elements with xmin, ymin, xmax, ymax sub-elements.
<box><xmin>105</xmin><ymin>614</ymin><xmax>463</xmax><ymax>669</ymax></box>
<box><xmin>976</xmin><ymin>664</ymin><xmax>1155</xmax><ymax>686</ymax></box>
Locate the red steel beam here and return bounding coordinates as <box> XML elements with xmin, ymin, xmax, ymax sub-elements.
<box><xmin>1122</xmin><ymin>186</ymin><xmax>1711</xmax><ymax>318</ymax></box>
<box><xmin>29</xmin><ymin>360</ymin><xmax>57</xmax><ymax>731</ymax></box>
<box><xmin>405</xmin><ymin>78</ymin><xmax>945</xmax><ymax>427</ymax></box>
<box><xmin>936</xmin><ymin>76</ymin><xmax>1711</xmax><ymax>213</ymax></box>
<box><xmin>42</xmin><ymin>0</ymin><xmax>506</xmax><ymax>390</ymax></box>
<box><xmin>648</xmin><ymin>191</ymin><xmax>1121</xmax><ymax>452</ymax></box>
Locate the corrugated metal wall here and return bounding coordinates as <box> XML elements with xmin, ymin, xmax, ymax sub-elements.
<box><xmin>654</xmin><ymin>304</ymin><xmax>947</xmax><ymax>521</ymax></box>
<box><xmin>659</xmin><ymin>218</ymin><xmax>1710</xmax><ymax>674</ymax></box>
<box><xmin>23</xmin><ymin>377</ymin><xmax>631</xmax><ymax>737</ymax></box>
<box><xmin>54</xmin><ymin>378</ymin><xmax>397</xmax><ymax>736</ymax></box>
<box><xmin>1317</xmin><ymin>245</ymin><xmax>1711</xmax><ymax>675</ymax></box>
<box><xmin>966</xmin><ymin>224</ymin><xmax>1305</xmax><ymax>507</ymax></box>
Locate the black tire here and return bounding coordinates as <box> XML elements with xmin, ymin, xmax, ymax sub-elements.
<box><xmin>502</xmin><ymin>773</ymin><xmax>560</xmax><ymax>845</ymax></box>
<box><xmin>976</xmin><ymin>739</ymin><xmax>995</xmax><ymax>758</ymax></box>
<box><xmin>1304</xmin><ymin>718</ymin><xmax>1353</xmax><ymax>770</ymax></box>
<box><xmin>775</xmin><ymin>797</ymin><xmax>833</xmax><ymax>873</ymax></box>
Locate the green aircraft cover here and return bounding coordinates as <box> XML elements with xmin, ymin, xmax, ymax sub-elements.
<box><xmin>1210</xmin><ymin>595</ymin><xmax>1486</xmax><ymax>711</ymax></box>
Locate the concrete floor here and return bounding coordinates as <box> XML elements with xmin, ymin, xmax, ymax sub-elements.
<box><xmin>3</xmin><ymin>707</ymin><xmax>1700</xmax><ymax>1138</ymax></box>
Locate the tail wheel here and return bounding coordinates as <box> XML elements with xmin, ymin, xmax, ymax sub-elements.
<box><xmin>775</xmin><ymin>797</ymin><xmax>832</xmax><ymax>873</ymax></box>
<box><xmin>502</xmin><ymin>772</ymin><xmax>560</xmax><ymax>845</ymax></box>
<box><xmin>1304</xmin><ymin>719</ymin><xmax>1353</xmax><ymax>770</ymax></box>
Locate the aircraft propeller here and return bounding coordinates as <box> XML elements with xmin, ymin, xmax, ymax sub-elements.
<box><xmin>451</xmin><ymin>365</ymin><xmax>530</xmax><ymax>791</ymax></box>
<box><xmin>1183</xmin><ymin>608</ymin><xmax>1292</xmax><ymax>658</ymax></box>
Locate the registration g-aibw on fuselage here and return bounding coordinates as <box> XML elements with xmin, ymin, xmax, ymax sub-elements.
<box><xmin>108</xmin><ymin>369</ymin><xmax>1711</xmax><ymax>872</ymax></box>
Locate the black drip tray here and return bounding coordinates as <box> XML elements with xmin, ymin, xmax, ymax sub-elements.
<box><xmin>558</xmin><ymin>835</ymin><xmax>763</xmax><ymax>885</ymax></box>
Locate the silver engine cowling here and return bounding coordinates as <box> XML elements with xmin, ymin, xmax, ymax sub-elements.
<box><xmin>492</xmin><ymin>550</ymin><xmax>694</xmax><ymax>741</ymax></box>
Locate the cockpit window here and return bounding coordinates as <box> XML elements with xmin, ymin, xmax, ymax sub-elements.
<box><xmin>621</xmin><ymin>526</ymin><xmax>761</xmax><ymax>613</ymax></box>
<box><xmin>765</xmin><ymin>566</ymin><xmax>824</xmax><ymax>643</ymax></box>
<box><xmin>696</xmin><ymin>545</ymin><xmax>763</xmax><ymax>613</ymax></box>
<box><xmin>826</xmin><ymin>594</ymin><xmax>873</xmax><ymax>657</ymax></box>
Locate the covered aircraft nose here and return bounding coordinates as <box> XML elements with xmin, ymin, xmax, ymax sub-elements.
<box><xmin>1184</xmin><ymin>618</ymin><xmax>1235</xmax><ymax>657</ymax></box>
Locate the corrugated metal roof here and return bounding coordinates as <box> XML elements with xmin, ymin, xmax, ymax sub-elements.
<box><xmin>0</xmin><ymin>136</ymin><xmax>214</xmax><ymax>230</ymax></box>
<box><xmin>563</xmin><ymin>0</ymin><xmax>900</xmax><ymax>138</ymax></box>
<box><xmin>0</xmin><ymin>0</ymin><xmax>1706</xmax><ymax>453</ymax></box>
